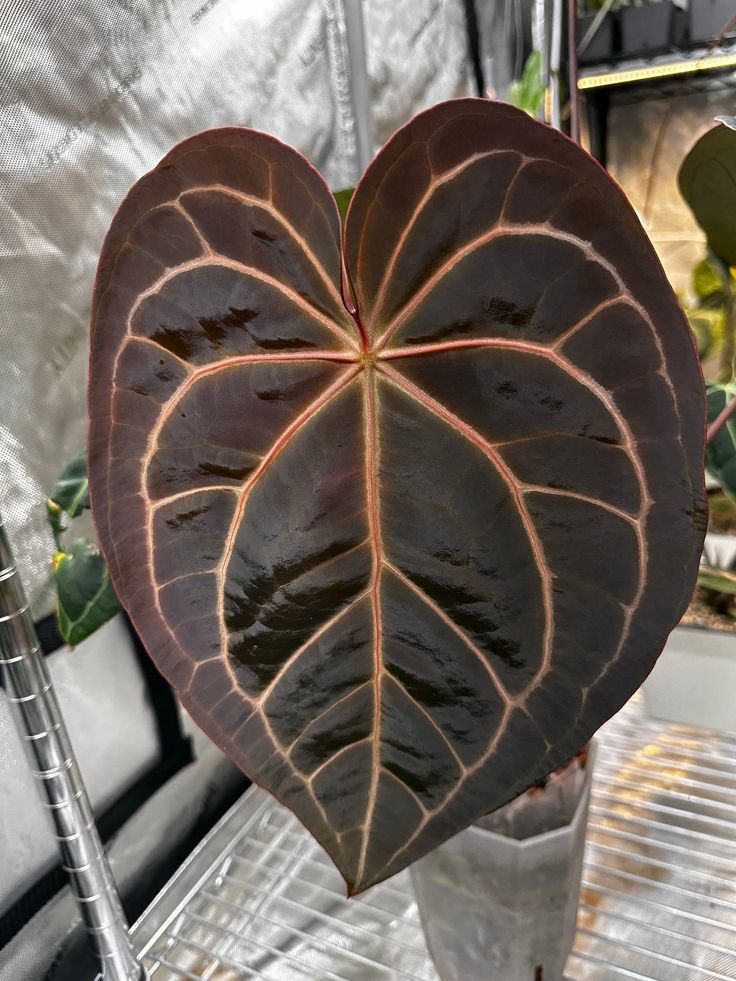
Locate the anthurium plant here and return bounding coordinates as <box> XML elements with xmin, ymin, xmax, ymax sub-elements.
<box><xmin>88</xmin><ymin>99</ymin><xmax>706</xmax><ymax>893</ymax></box>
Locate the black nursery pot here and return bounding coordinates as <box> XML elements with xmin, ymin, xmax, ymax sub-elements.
<box><xmin>577</xmin><ymin>12</ymin><xmax>616</xmax><ymax>66</ymax></box>
<box><xmin>619</xmin><ymin>2</ymin><xmax>675</xmax><ymax>58</ymax></box>
<box><xmin>688</xmin><ymin>0</ymin><xmax>736</xmax><ymax>45</ymax></box>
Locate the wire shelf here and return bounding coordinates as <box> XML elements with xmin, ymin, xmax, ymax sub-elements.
<box><xmin>130</xmin><ymin>694</ymin><xmax>736</xmax><ymax>979</ymax></box>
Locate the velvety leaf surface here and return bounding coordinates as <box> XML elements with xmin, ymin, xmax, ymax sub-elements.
<box><xmin>88</xmin><ymin>102</ymin><xmax>706</xmax><ymax>893</ymax></box>
<box><xmin>679</xmin><ymin>122</ymin><xmax>736</xmax><ymax>266</ymax></box>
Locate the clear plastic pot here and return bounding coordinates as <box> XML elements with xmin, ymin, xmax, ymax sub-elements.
<box><xmin>410</xmin><ymin>741</ymin><xmax>596</xmax><ymax>981</ymax></box>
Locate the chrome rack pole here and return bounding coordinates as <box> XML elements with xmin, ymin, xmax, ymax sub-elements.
<box><xmin>342</xmin><ymin>0</ymin><xmax>373</xmax><ymax>175</ymax></box>
<box><xmin>0</xmin><ymin>515</ymin><xmax>144</xmax><ymax>981</ymax></box>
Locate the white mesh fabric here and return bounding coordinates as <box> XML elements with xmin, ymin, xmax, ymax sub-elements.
<box><xmin>0</xmin><ymin>0</ymin><xmax>471</xmax><ymax>618</ymax></box>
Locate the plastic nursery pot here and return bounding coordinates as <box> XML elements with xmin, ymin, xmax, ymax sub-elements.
<box><xmin>643</xmin><ymin>624</ymin><xmax>736</xmax><ymax>733</ymax></box>
<box><xmin>619</xmin><ymin>2</ymin><xmax>675</xmax><ymax>58</ymax></box>
<box><xmin>410</xmin><ymin>741</ymin><xmax>597</xmax><ymax>981</ymax></box>
<box><xmin>688</xmin><ymin>0</ymin><xmax>736</xmax><ymax>45</ymax></box>
<box><xmin>577</xmin><ymin>12</ymin><xmax>616</xmax><ymax>66</ymax></box>
<box><xmin>643</xmin><ymin>532</ymin><xmax>736</xmax><ymax>733</ymax></box>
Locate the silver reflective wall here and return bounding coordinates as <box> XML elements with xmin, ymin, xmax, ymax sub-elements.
<box><xmin>0</xmin><ymin>0</ymin><xmax>472</xmax><ymax>619</ymax></box>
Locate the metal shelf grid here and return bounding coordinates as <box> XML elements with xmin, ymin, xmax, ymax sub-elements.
<box><xmin>130</xmin><ymin>694</ymin><xmax>736</xmax><ymax>979</ymax></box>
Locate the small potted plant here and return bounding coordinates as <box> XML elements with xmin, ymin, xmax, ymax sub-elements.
<box><xmin>688</xmin><ymin>0</ymin><xmax>736</xmax><ymax>46</ymax></box>
<box><xmin>577</xmin><ymin>0</ymin><xmax>619</xmax><ymax>66</ymax></box>
<box><xmin>410</xmin><ymin>743</ymin><xmax>596</xmax><ymax>980</ymax></box>
<box><xmin>85</xmin><ymin>100</ymin><xmax>705</xmax><ymax>978</ymax></box>
<box><xmin>644</xmin><ymin>118</ymin><xmax>736</xmax><ymax>734</ymax></box>
<box><xmin>619</xmin><ymin>0</ymin><xmax>677</xmax><ymax>59</ymax></box>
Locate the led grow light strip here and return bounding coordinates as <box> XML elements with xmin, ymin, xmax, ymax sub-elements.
<box><xmin>578</xmin><ymin>51</ymin><xmax>736</xmax><ymax>89</ymax></box>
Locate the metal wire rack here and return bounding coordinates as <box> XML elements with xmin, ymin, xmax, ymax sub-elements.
<box><xmin>130</xmin><ymin>693</ymin><xmax>736</xmax><ymax>980</ymax></box>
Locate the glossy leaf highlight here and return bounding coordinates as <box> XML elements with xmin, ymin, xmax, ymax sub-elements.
<box><xmin>88</xmin><ymin>101</ymin><xmax>706</xmax><ymax>893</ymax></box>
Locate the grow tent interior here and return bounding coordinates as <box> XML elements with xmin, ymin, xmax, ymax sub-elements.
<box><xmin>0</xmin><ymin>0</ymin><xmax>473</xmax><ymax>971</ymax></box>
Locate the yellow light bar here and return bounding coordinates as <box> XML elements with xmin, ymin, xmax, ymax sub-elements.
<box><xmin>578</xmin><ymin>51</ymin><xmax>736</xmax><ymax>89</ymax></box>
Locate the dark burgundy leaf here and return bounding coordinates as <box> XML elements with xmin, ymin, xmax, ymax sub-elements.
<box><xmin>88</xmin><ymin>102</ymin><xmax>706</xmax><ymax>893</ymax></box>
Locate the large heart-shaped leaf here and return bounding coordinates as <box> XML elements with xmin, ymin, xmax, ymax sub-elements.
<box><xmin>88</xmin><ymin>101</ymin><xmax>706</xmax><ymax>893</ymax></box>
<box><xmin>679</xmin><ymin>122</ymin><xmax>736</xmax><ymax>267</ymax></box>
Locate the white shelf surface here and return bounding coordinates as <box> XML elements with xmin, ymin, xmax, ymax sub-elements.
<box><xmin>130</xmin><ymin>694</ymin><xmax>736</xmax><ymax>979</ymax></box>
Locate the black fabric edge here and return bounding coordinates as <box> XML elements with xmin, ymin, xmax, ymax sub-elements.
<box><xmin>461</xmin><ymin>0</ymin><xmax>485</xmax><ymax>97</ymax></box>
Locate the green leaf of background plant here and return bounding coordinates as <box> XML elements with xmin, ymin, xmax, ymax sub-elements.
<box><xmin>697</xmin><ymin>566</ymin><xmax>736</xmax><ymax>596</ymax></box>
<box><xmin>507</xmin><ymin>51</ymin><xmax>545</xmax><ymax>118</ymax></box>
<box><xmin>49</xmin><ymin>450</ymin><xmax>90</xmax><ymax>518</ymax></box>
<box><xmin>685</xmin><ymin>307</ymin><xmax>716</xmax><ymax>359</ymax></box>
<box><xmin>53</xmin><ymin>538</ymin><xmax>120</xmax><ymax>647</ymax></box>
<box><xmin>706</xmin><ymin>381</ymin><xmax>736</xmax><ymax>500</ymax></box>
<box><xmin>333</xmin><ymin>187</ymin><xmax>354</xmax><ymax>223</ymax></box>
<box><xmin>693</xmin><ymin>256</ymin><xmax>726</xmax><ymax>303</ymax></box>
<box><xmin>679</xmin><ymin>123</ymin><xmax>736</xmax><ymax>267</ymax></box>
<box><xmin>686</xmin><ymin>255</ymin><xmax>736</xmax><ymax>378</ymax></box>
<box><xmin>47</xmin><ymin>450</ymin><xmax>90</xmax><ymax>548</ymax></box>
<box><xmin>706</xmin><ymin>490</ymin><xmax>736</xmax><ymax>533</ymax></box>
